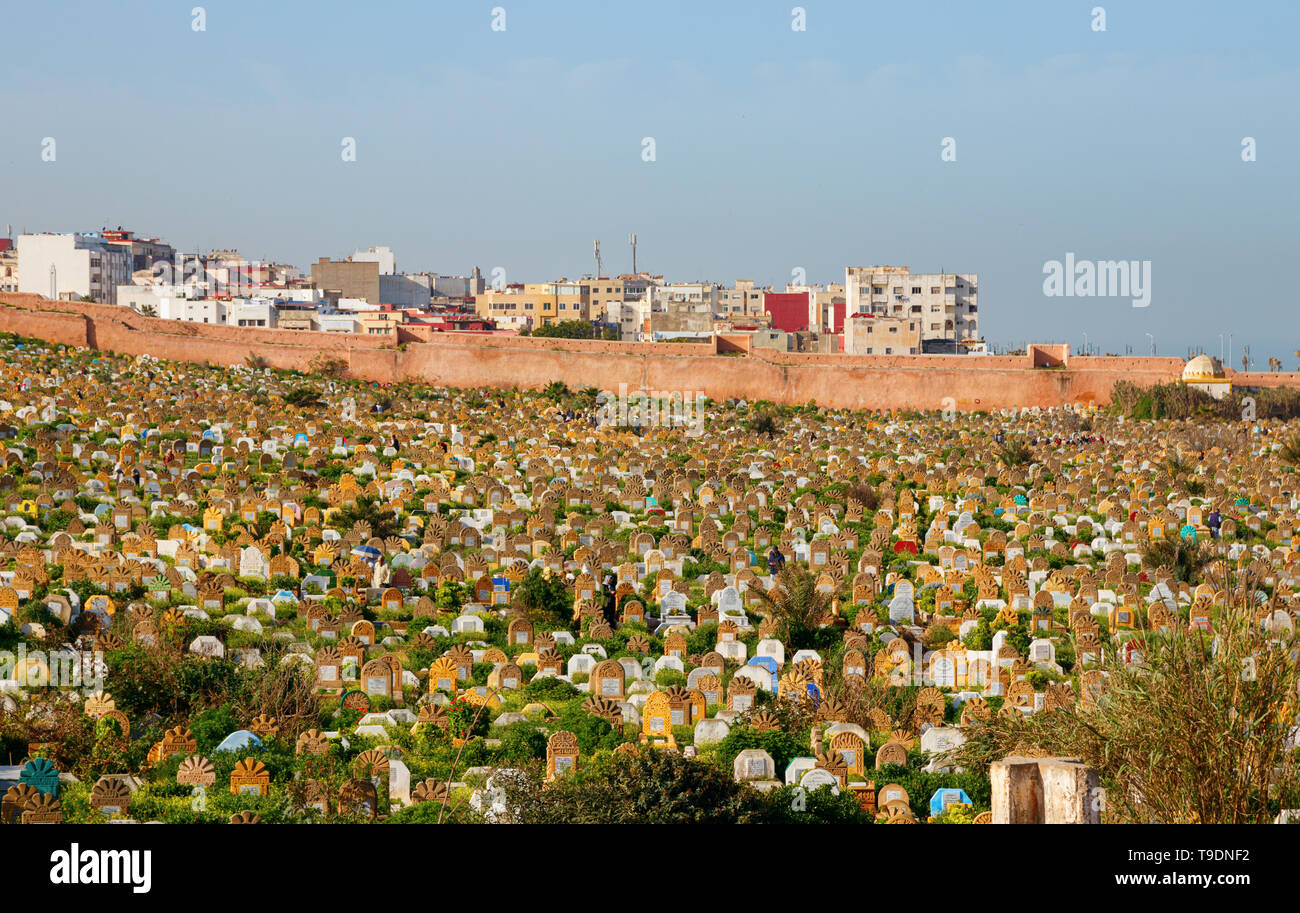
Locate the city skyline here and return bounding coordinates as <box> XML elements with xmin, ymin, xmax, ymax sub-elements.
<box><xmin>2</xmin><ymin>0</ymin><xmax>1297</xmax><ymax>362</ymax></box>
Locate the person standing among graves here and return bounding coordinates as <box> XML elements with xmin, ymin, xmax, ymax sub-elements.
<box><xmin>1208</xmin><ymin>508</ymin><xmax>1222</xmax><ymax>539</ymax></box>
<box><xmin>768</xmin><ymin>545</ymin><xmax>785</xmax><ymax>573</ymax></box>
<box><xmin>602</xmin><ymin>572</ymin><xmax>618</xmax><ymax>626</ymax></box>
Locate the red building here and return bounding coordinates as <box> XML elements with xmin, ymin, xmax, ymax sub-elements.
<box><xmin>827</xmin><ymin>299</ymin><xmax>846</xmax><ymax>335</ymax></box>
<box><xmin>763</xmin><ymin>292</ymin><xmax>810</xmax><ymax>333</ymax></box>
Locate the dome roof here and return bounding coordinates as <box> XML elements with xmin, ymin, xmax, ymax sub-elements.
<box><xmin>1182</xmin><ymin>355</ymin><xmax>1227</xmax><ymax>383</ymax></box>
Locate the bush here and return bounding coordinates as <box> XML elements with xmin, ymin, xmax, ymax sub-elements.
<box><xmin>955</xmin><ymin>565</ymin><xmax>1300</xmax><ymax>823</ymax></box>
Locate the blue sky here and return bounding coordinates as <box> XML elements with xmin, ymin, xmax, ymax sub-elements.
<box><xmin>2</xmin><ymin>0</ymin><xmax>1297</xmax><ymax>364</ymax></box>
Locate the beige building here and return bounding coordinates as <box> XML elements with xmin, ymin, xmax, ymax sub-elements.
<box><xmin>0</xmin><ymin>247</ymin><xmax>16</xmax><ymax>293</ymax></box>
<box><xmin>843</xmin><ymin>313</ymin><xmax>922</xmax><ymax>355</ymax></box>
<box><xmin>312</xmin><ymin>257</ymin><xmax>380</xmax><ymax>303</ymax></box>
<box><xmin>844</xmin><ymin>266</ymin><xmax>978</xmax><ymax>345</ymax></box>
<box><xmin>719</xmin><ymin>279</ymin><xmax>765</xmax><ymax>318</ymax></box>
<box><xmin>474</xmin><ymin>282</ymin><xmax>591</xmax><ymax>329</ymax></box>
<box><xmin>357</xmin><ymin>312</ymin><xmax>403</xmax><ymax>337</ymax></box>
<box><xmin>580</xmin><ymin>278</ymin><xmax>625</xmax><ymax>322</ymax></box>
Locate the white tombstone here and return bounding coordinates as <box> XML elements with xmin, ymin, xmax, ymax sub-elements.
<box><xmin>566</xmin><ymin>653</ymin><xmax>596</xmax><ymax>678</ymax></box>
<box><xmin>920</xmin><ymin>726</ymin><xmax>966</xmax><ymax>774</ymax></box>
<box><xmin>756</xmin><ymin>638</ymin><xmax>786</xmax><ymax>667</ymax></box>
<box><xmin>798</xmin><ymin>768</ymin><xmax>839</xmax><ymax>794</ymax></box>
<box><xmin>716</xmin><ymin>640</ymin><xmax>747</xmax><ymax>663</ymax></box>
<box><xmin>451</xmin><ymin>614</ymin><xmax>485</xmax><ymax>634</ymax></box>
<box><xmin>784</xmin><ymin>756</ymin><xmax>817</xmax><ymax>785</ymax></box>
<box><xmin>733</xmin><ymin>748</ymin><xmax>776</xmax><ymax>782</ymax></box>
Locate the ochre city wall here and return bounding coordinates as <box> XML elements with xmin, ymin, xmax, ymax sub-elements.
<box><xmin>3</xmin><ymin>294</ymin><xmax>1296</xmax><ymax>412</ymax></box>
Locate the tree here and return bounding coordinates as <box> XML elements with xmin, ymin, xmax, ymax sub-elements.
<box><xmin>307</xmin><ymin>353</ymin><xmax>346</xmax><ymax>378</ymax></box>
<box><xmin>510</xmin><ymin>567</ymin><xmax>573</xmax><ymax>625</ymax></box>
<box><xmin>1140</xmin><ymin>538</ymin><xmax>1210</xmax><ymax>584</ymax></box>
<box><xmin>329</xmin><ymin>494</ymin><xmax>401</xmax><ymax>540</ymax></box>
<box><xmin>497</xmin><ymin>747</ymin><xmax>869</xmax><ymax>823</ymax></box>
<box><xmin>750</xmin><ymin>564</ymin><xmax>834</xmax><ymax>649</ymax></box>
<box><xmin>530</xmin><ymin>320</ymin><xmax>617</xmax><ymax>340</ymax></box>
<box><xmin>751</xmin><ymin>409</ymin><xmax>780</xmax><ymax>438</ymax></box>
<box><xmin>1279</xmin><ymin>434</ymin><xmax>1300</xmax><ymax>468</ymax></box>
<box><xmin>995</xmin><ymin>440</ymin><xmax>1032</xmax><ymax>467</ymax></box>
<box><xmin>845</xmin><ymin>481</ymin><xmax>878</xmax><ymax>511</ymax></box>
<box><xmin>282</xmin><ymin>387</ymin><xmax>323</xmax><ymax>409</ymax></box>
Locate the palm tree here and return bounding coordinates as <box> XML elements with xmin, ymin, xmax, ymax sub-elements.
<box><xmin>996</xmin><ymin>440</ymin><xmax>1032</xmax><ymax>467</ymax></box>
<box><xmin>1163</xmin><ymin>455</ymin><xmax>1191</xmax><ymax>479</ymax></box>
<box><xmin>1141</xmin><ymin>538</ymin><xmax>1210</xmax><ymax>584</ymax></box>
<box><xmin>751</xmin><ymin>565</ymin><xmax>833</xmax><ymax>648</ymax></box>
<box><xmin>1279</xmin><ymin>434</ymin><xmax>1300</xmax><ymax>468</ymax></box>
<box><xmin>751</xmin><ymin>410</ymin><xmax>779</xmax><ymax>438</ymax></box>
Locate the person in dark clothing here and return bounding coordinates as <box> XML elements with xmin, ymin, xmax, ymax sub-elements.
<box><xmin>768</xmin><ymin>546</ymin><xmax>785</xmax><ymax>573</ymax></box>
<box><xmin>602</xmin><ymin>573</ymin><xmax>618</xmax><ymax>625</ymax></box>
<box><xmin>1207</xmin><ymin>509</ymin><xmax>1222</xmax><ymax>539</ymax></box>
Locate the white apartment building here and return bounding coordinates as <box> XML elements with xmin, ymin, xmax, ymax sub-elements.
<box><xmin>351</xmin><ymin>245</ymin><xmax>396</xmax><ymax>275</ymax></box>
<box><xmin>844</xmin><ymin>266</ymin><xmax>978</xmax><ymax>344</ymax></box>
<box><xmin>118</xmin><ymin>284</ymin><xmax>211</xmax><ymax>321</ymax></box>
<box><xmin>225</xmin><ymin>298</ymin><xmax>277</xmax><ymax>328</ymax></box>
<box><xmin>18</xmin><ymin>233</ymin><xmax>133</xmax><ymax>304</ymax></box>
<box><xmin>647</xmin><ymin>282</ymin><xmax>720</xmax><ymax>313</ymax></box>
<box><xmin>606</xmin><ymin>298</ymin><xmax>650</xmax><ymax>341</ymax></box>
<box><xmin>315</xmin><ymin>313</ymin><xmax>359</xmax><ymax>333</ymax></box>
<box><xmin>116</xmin><ymin>285</ymin><xmax>277</xmax><ymax>327</ymax></box>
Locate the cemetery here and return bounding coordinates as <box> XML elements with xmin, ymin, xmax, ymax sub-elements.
<box><xmin>0</xmin><ymin>330</ymin><xmax>1298</xmax><ymax>825</ymax></box>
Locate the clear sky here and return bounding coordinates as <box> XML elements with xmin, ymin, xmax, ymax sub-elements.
<box><xmin>2</xmin><ymin>0</ymin><xmax>1297</xmax><ymax>365</ymax></box>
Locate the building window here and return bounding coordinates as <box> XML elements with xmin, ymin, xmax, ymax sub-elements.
<box><xmin>911</xmin><ymin>287</ymin><xmax>921</xmax><ymax>294</ymax></box>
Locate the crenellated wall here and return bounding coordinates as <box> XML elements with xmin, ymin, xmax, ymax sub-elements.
<box><xmin>3</xmin><ymin>294</ymin><xmax>1294</xmax><ymax>411</ymax></box>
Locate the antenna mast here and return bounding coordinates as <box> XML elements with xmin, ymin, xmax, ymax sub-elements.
<box><xmin>593</xmin><ymin>239</ymin><xmax>602</xmax><ymax>278</ymax></box>
<box><xmin>629</xmin><ymin>233</ymin><xmax>637</xmax><ymax>274</ymax></box>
